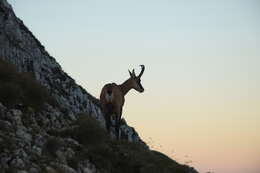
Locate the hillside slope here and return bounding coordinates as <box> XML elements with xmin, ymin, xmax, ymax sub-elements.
<box><xmin>0</xmin><ymin>0</ymin><xmax>141</xmax><ymax>142</ymax></box>
<box><xmin>0</xmin><ymin>0</ymin><xmax>199</xmax><ymax>172</ymax></box>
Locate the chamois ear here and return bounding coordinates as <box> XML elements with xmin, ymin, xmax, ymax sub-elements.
<box><xmin>128</xmin><ymin>70</ymin><xmax>133</xmax><ymax>78</ymax></box>
<box><xmin>132</xmin><ymin>69</ymin><xmax>136</xmax><ymax>77</ymax></box>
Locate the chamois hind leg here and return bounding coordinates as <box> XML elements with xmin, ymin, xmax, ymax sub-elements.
<box><xmin>104</xmin><ymin>103</ymin><xmax>113</xmax><ymax>134</ymax></box>
<box><xmin>115</xmin><ymin>108</ymin><xmax>123</xmax><ymax>140</ymax></box>
<box><xmin>115</xmin><ymin>115</ymin><xmax>120</xmax><ymax>140</ymax></box>
<box><xmin>104</xmin><ymin>113</ymin><xmax>111</xmax><ymax>133</ymax></box>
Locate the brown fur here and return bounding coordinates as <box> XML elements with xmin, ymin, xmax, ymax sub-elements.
<box><xmin>100</xmin><ymin>83</ymin><xmax>124</xmax><ymax>117</ymax></box>
<box><xmin>99</xmin><ymin>65</ymin><xmax>145</xmax><ymax>139</ymax></box>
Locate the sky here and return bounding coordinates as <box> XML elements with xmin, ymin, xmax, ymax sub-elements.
<box><xmin>8</xmin><ymin>0</ymin><xmax>260</xmax><ymax>173</ymax></box>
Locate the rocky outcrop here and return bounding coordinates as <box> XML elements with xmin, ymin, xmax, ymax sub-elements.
<box><xmin>0</xmin><ymin>102</ymin><xmax>100</xmax><ymax>173</ymax></box>
<box><xmin>0</xmin><ymin>1</ymin><xmax>199</xmax><ymax>173</ymax></box>
<box><xmin>0</xmin><ymin>0</ymin><xmax>141</xmax><ymax>143</ymax></box>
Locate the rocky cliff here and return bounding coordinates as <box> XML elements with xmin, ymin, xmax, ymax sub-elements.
<box><xmin>0</xmin><ymin>0</ymin><xmax>141</xmax><ymax>142</ymax></box>
<box><xmin>0</xmin><ymin>0</ymin><xmax>199</xmax><ymax>172</ymax></box>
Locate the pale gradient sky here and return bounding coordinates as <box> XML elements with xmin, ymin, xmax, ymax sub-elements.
<box><xmin>8</xmin><ymin>0</ymin><xmax>260</xmax><ymax>173</ymax></box>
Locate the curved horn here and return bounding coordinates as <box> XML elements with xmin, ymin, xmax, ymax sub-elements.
<box><xmin>138</xmin><ymin>65</ymin><xmax>145</xmax><ymax>78</ymax></box>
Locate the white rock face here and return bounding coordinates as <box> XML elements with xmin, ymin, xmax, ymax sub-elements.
<box><xmin>0</xmin><ymin>1</ymin><xmax>149</xmax><ymax>173</ymax></box>
<box><xmin>0</xmin><ymin>0</ymin><xmax>142</xmax><ymax>143</ymax></box>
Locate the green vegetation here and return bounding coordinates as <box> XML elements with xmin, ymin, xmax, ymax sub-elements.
<box><xmin>49</xmin><ymin>113</ymin><xmax>108</xmax><ymax>147</ymax></box>
<box><xmin>0</xmin><ymin>59</ymin><xmax>195</xmax><ymax>173</ymax></box>
<box><xmin>73</xmin><ymin>114</ymin><xmax>108</xmax><ymax>147</ymax></box>
<box><xmin>50</xmin><ymin>113</ymin><xmax>195</xmax><ymax>173</ymax></box>
<box><xmin>44</xmin><ymin>137</ymin><xmax>63</xmax><ymax>156</ymax></box>
<box><xmin>84</xmin><ymin>140</ymin><xmax>193</xmax><ymax>173</ymax></box>
<box><xmin>0</xmin><ymin>59</ymin><xmax>58</xmax><ymax>109</ymax></box>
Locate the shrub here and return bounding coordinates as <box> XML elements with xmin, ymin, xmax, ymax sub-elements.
<box><xmin>0</xmin><ymin>59</ymin><xmax>17</xmax><ymax>81</ymax></box>
<box><xmin>73</xmin><ymin>113</ymin><xmax>108</xmax><ymax>147</ymax></box>
<box><xmin>0</xmin><ymin>59</ymin><xmax>58</xmax><ymax>109</ymax></box>
<box><xmin>0</xmin><ymin>82</ymin><xmax>22</xmax><ymax>107</ymax></box>
<box><xmin>49</xmin><ymin>113</ymin><xmax>108</xmax><ymax>147</ymax></box>
<box><xmin>17</xmin><ymin>72</ymin><xmax>49</xmax><ymax>108</ymax></box>
<box><xmin>86</xmin><ymin>140</ymin><xmax>192</xmax><ymax>173</ymax></box>
<box><xmin>51</xmin><ymin>112</ymin><xmax>194</xmax><ymax>173</ymax></box>
<box><xmin>44</xmin><ymin>137</ymin><xmax>62</xmax><ymax>156</ymax></box>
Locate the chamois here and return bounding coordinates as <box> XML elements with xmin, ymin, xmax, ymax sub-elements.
<box><xmin>100</xmin><ymin>65</ymin><xmax>145</xmax><ymax>139</ymax></box>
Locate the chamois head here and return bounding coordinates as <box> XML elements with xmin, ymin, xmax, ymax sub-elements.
<box><xmin>128</xmin><ymin>65</ymin><xmax>145</xmax><ymax>93</ymax></box>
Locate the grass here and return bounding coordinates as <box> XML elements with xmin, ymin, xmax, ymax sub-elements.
<box><xmin>49</xmin><ymin>113</ymin><xmax>108</xmax><ymax>147</ymax></box>
<box><xmin>73</xmin><ymin>114</ymin><xmax>108</xmax><ymax>147</ymax></box>
<box><xmin>44</xmin><ymin>137</ymin><xmax>63</xmax><ymax>157</ymax></box>
<box><xmin>0</xmin><ymin>59</ymin><xmax>58</xmax><ymax>109</ymax></box>
<box><xmin>50</xmin><ymin>113</ymin><xmax>197</xmax><ymax>173</ymax></box>
<box><xmin>0</xmin><ymin>59</ymin><xmax>196</xmax><ymax>173</ymax></box>
<box><xmin>71</xmin><ymin>137</ymin><xmax>193</xmax><ymax>173</ymax></box>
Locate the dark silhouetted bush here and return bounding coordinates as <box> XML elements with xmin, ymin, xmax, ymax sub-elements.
<box><xmin>0</xmin><ymin>59</ymin><xmax>58</xmax><ymax>109</ymax></box>
<box><xmin>49</xmin><ymin>112</ymin><xmax>195</xmax><ymax>173</ymax></box>
<box><xmin>74</xmin><ymin>114</ymin><xmax>108</xmax><ymax>146</ymax></box>
<box><xmin>0</xmin><ymin>82</ymin><xmax>22</xmax><ymax>107</ymax></box>
<box><xmin>44</xmin><ymin>137</ymin><xmax>62</xmax><ymax>156</ymax></box>
<box><xmin>18</xmin><ymin>72</ymin><xmax>49</xmax><ymax>108</ymax></box>
<box><xmin>0</xmin><ymin>59</ymin><xmax>17</xmax><ymax>81</ymax></box>
<box><xmin>48</xmin><ymin>113</ymin><xmax>108</xmax><ymax>147</ymax></box>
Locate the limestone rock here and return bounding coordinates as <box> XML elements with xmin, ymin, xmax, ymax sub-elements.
<box><xmin>0</xmin><ymin>1</ymin><xmax>199</xmax><ymax>173</ymax></box>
